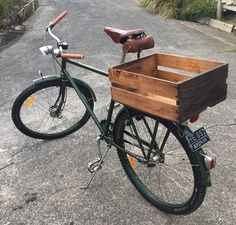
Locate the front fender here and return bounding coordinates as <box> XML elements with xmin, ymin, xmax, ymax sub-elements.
<box><xmin>33</xmin><ymin>75</ymin><xmax>97</xmax><ymax>102</ymax></box>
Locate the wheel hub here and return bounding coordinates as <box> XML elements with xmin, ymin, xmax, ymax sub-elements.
<box><xmin>49</xmin><ymin>106</ymin><xmax>62</xmax><ymax>118</ymax></box>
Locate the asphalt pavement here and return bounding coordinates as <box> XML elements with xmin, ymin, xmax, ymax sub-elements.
<box><xmin>0</xmin><ymin>0</ymin><xmax>236</xmax><ymax>224</ymax></box>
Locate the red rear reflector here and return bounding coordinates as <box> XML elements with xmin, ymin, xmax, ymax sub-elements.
<box><xmin>210</xmin><ymin>158</ymin><xmax>216</xmax><ymax>169</ymax></box>
<box><xmin>190</xmin><ymin>114</ymin><xmax>199</xmax><ymax>123</ymax></box>
<box><xmin>204</xmin><ymin>155</ymin><xmax>216</xmax><ymax>170</ymax></box>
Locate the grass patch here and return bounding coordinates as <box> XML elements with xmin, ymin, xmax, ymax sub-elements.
<box><xmin>141</xmin><ymin>0</ymin><xmax>217</xmax><ymax>21</ymax></box>
<box><xmin>228</xmin><ymin>46</ymin><xmax>236</xmax><ymax>52</ymax></box>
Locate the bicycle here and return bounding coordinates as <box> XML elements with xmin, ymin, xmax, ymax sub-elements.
<box><xmin>11</xmin><ymin>11</ymin><xmax>216</xmax><ymax>215</ymax></box>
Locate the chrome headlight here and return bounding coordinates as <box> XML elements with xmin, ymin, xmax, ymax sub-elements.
<box><xmin>39</xmin><ymin>45</ymin><xmax>53</xmax><ymax>56</ymax></box>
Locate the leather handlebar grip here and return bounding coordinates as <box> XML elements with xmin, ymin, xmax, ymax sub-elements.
<box><xmin>60</xmin><ymin>53</ymin><xmax>84</xmax><ymax>59</ymax></box>
<box><xmin>51</xmin><ymin>11</ymin><xmax>68</xmax><ymax>26</ymax></box>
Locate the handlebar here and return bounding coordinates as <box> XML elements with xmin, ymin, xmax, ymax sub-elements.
<box><xmin>51</xmin><ymin>11</ymin><xmax>67</xmax><ymax>27</ymax></box>
<box><xmin>60</xmin><ymin>53</ymin><xmax>84</xmax><ymax>59</ymax></box>
<box><xmin>43</xmin><ymin>11</ymin><xmax>84</xmax><ymax>60</ymax></box>
<box><xmin>47</xmin><ymin>10</ymin><xmax>67</xmax><ymax>30</ymax></box>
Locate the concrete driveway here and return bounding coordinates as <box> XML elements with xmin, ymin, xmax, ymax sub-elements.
<box><xmin>0</xmin><ymin>0</ymin><xmax>236</xmax><ymax>224</ymax></box>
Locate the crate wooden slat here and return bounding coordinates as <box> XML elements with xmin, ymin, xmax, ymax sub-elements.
<box><xmin>156</xmin><ymin>53</ymin><xmax>221</xmax><ymax>73</ymax></box>
<box><xmin>112</xmin><ymin>86</ymin><xmax>179</xmax><ymax>121</ymax></box>
<box><xmin>109</xmin><ymin>69</ymin><xmax>178</xmax><ymax>100</ymax></box>
<box><xmin>178</xmin><ymin>63</ymin><xmax>228</xmax><ymax>122</ymax></box>
<box><xmin>108</xmin><ymin>53</ymin><xmax>228</xmax><ymax>123</ymax></box>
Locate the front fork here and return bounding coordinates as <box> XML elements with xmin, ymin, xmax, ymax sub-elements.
<box><xmin>49</xmin><ymin>76</ymin><xmax>67</xmax><ymax>118</ymax></box>
<box><xmin>42</xmin><ymin>56</ymin><xmax>68</xmax><ymax>118</ymax></box>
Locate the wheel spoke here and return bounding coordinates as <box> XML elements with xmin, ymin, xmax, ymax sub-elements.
<box><xmin>161</xmin><ymin>163</ymin><xmax>193</xmax><ymax>185</ymax></box>
<box><xmin>116</xmin><ymin>111</ymin><xmax>205</xmax><ymax>213</ymax></box>
<box><xmin>13</xmin><ymin>80</ymin><xmax>93</xmax><ymax>139</ymax></box>
<box><xmin>158</xmin><ymin>169</ymin><xmax>191</xmax><ymax>196</ymax></box>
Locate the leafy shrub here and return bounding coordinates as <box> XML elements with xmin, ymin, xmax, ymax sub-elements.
<box><xmin>177</xmin><ymin>0</ymin><xmax>216</xmax><ymax>21</ymax></box>
<box><xmin>142</xmin><ymin>0</ymin><xmax>217</xmax><ymax>21</ymax></box>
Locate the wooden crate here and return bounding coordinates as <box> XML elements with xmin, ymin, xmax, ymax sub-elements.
<box><xmin>108</xmin><ymin>53</ymin><xmax>228</xmax><ymax>123</ymax></box>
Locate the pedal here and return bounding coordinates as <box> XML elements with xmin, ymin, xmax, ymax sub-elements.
<box><xmin>87</xmin><ymin>158</ymin><xmax>102</xmax><ymax>173</ymax></box>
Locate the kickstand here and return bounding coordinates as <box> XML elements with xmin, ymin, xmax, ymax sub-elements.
<box><xmin>80</xmin><ymin>140</ymin><xmax>111</xmax><ymax>189</ymax></box>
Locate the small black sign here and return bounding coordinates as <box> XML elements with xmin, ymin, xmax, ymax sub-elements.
<box><xmin>185</xmin><ymin>127</ymin><xmax>210</xmax><ymax>152</ymax></box>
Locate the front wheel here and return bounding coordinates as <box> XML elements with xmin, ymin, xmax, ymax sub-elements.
<box><xmin>113</xmin><ymin>109</ymin><xmax>206</xmax><ymax>215</ymax></box>
<box><xmin>12</xmin><ymin>78</ymin><xmax>94</xmax><ymax>139</ymax></box>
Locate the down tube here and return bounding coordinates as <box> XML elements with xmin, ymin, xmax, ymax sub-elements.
<box><xmin>63</xmin><ymin>69</ymin><xmax>104</xmax><ymax>134</ymax></box>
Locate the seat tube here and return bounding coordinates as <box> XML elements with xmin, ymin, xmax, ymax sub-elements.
<box><xmin>104</xmin><ymin>99</ymin><xmax>115</xmax><ymax>136</ymax></box>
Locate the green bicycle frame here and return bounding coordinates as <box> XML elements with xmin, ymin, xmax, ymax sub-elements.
<box><xmin>48</xmin><ymin>56</ymin><xmax>211</xmax><ymax>187</ymax></box>
<box><xmin>57</xmin><ymin>57</ymin><xmax>160</xmax><ymax>162</ymax></box>
<box><xmin>62</xmin><ymin>58</ymin><xmax>112</xmax><ymax>135</ymax></box>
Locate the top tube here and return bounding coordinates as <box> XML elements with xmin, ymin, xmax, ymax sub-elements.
<box><xmin>67</xmin><ymin>59</ymin><xmax>108</xmax><ymax>77</ymax></box>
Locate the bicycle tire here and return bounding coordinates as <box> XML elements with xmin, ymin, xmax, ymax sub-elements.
<box><xmin>113</xmin><ymin>109</ymin><xmax>206</xmax><ymax>215</ymax></box>
<box><xmin>12</xmin><ymin>78</ymin><xmax>94</xmax><ymax>139</ymax></box>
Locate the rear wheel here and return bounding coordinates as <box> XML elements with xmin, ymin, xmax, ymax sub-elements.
<box><xmin>12</xmin><ymin>79</ymin><xmax>94</xmax><ymax>139</ymax></box>
<box><xmin>114</xmin><ymin>109</ymin><xmax>206</xmax><ymax>215</ymax></box>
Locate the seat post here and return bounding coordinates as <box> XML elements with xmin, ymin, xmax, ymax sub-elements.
<box><xmin>120</xmin><ymin>49</ymin><xmax>141</xmax><ymax>64</ymax></box>
<box><xmin>120</xmin><ymin>52</ymin><xmax>126</xmax><ymax>63</ymax></box>
<box><xmin>137</xmin><ymin>51</ymin><xmax>141</xmax><ymax>60</ymax></box>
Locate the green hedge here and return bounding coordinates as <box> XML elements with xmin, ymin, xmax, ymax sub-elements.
<box><xmin>142</xmin><ymin>0</ymin><xmax>217</xmax><ymax>21</ymax></box>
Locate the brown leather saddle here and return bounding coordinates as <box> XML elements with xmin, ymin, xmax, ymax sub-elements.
<box><xmin>104</xmin><ymin>27</ymin><xmax>154</xmax><ymax>54</ymax></box>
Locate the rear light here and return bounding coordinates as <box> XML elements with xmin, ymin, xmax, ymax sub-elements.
<box><xmin>190</xmin><ymin>114</ymin><xmax>199</xmax><ymax>123</ymax></box>
<box><xmin>204</xmin><ymin>155</ymin><xmax>216</xmax><ymax>170</ymax></box>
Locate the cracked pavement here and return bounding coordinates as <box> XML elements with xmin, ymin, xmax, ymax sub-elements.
<box><xmin>0</xmin><ymin>0</ymin><xmax>236</xmax><ymax>224</ymax></box>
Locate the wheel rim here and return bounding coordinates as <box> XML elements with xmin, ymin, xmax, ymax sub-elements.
<box><xmin>121</xmin><ymin>114</ymin><xmax>196</xmax><ymax>207</ymax></box>
<box><xmin>19</xmin><ymin>84</ymin><xmax>89</xmax><ymax>136</ymax></box>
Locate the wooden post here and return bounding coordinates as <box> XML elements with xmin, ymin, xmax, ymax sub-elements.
<box><xmin>217</xmin><ymin>0</ymin><xmax>222</xmax><ymax>20</ymax></box>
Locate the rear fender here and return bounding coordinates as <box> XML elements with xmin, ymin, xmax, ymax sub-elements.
<box><xmin>195</xmin><ymin>149</ymin><xmax>212</xmax><ymax>187</ymax></box>
<box><xmin>178</xmin><ymin>124</ymin><xmax>211</xmax><ymax>187</ymax></box>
